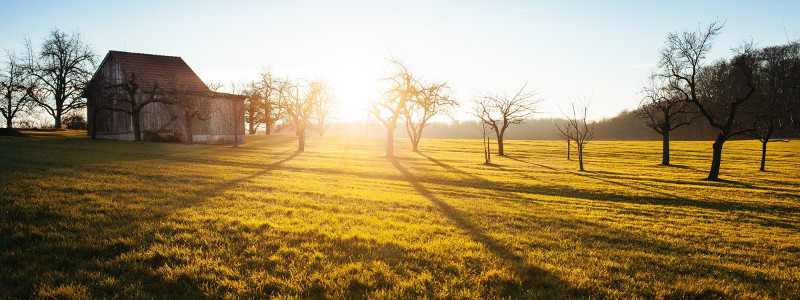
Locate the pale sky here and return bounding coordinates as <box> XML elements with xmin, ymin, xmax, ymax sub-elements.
<box><xmin>2</xmin><ymin>0</ymin><xmax>799</xmax><ymax>122</ymax></box>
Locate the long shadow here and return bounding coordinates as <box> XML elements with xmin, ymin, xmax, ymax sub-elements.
<box><xmin>389</xmin><ymin>158</ymin><xmax>590</xmax><ymax>298</ymax></box>
<box><xmin>502</xmin><ymin>155</ymin><xmax>559</xmax><ymax>171</ymax></box>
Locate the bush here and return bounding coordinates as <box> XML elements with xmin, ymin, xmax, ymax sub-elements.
<box><xmin>63</xmin><ymin>114</ymin><xmax>87</xmax><ymax>130</ymax></box>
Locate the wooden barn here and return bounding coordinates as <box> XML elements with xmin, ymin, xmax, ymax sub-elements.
<box><xmin>83</xmin><ymin>51</ymin><xmax>245</xmax><ymax>144</ymax></box>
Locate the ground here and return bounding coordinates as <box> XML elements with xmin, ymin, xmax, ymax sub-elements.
<box><xmin>1</xmin><ymin>130</ymin><xmax>798</xmax><ymax>299</ymax></box>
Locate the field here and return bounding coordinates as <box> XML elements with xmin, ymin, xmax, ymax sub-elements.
<box><xmin>1</xmin><ymin>131</ymin><xmax>799</xmax><ymax>299</ymax></box>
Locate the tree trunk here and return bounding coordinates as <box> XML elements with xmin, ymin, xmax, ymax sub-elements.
<box><xmin>132</xmin><ymin>110</ymin><xmax>142</xmax><ymax>141</ymax></box>
<box><xmin>319</xmin><ymin>122</ymin><xmax>324</xmax><ymax>137</ymax></box>
<box><xmin>497</xmin><ymin>134</ymin><xmax>504</xmax><ymax>156</ymax></box>
<box><xmin>248</xmin><ymin>122</ymin><xmax>255</xmax><ymax>135</ymax></box>
<box><xmin>298</xmin><ymin>131</ymin><xmax>305</xmax><ymax>152</ymax></box>
<box><xmin>661</xmin><ymin>129</ymin><xmax>670</xmax><ymax>166</ymax></box>
<box><xmin>265</xmin><ymin>122</ymin><xmax>271</xmax><ymax>135</ymax></box>
<box><xmin>578</xmin><ymin>145</ymin><xmax>584</xmax><ymax>171</ymax></box>
<box><xmin>760</xmin><ymin>139</ymin><xmax>768</xmax><ymax>172</ymax></box>
<box><xmin>386</xmin><ymin>127</ymin><xmax>394</xmax><ymax>157</ymax></box>
<box><xmin>54</xmin><ymin>110</ymin><xmax>62</xmax><ymax>129</ymax></box>
<box><xmin>6</xmin><ymin>117</ymin><xmax>12</xmax><ymax>128</ymax></box>
<box><xmin>185</xmin><ymin>117</ymin><xmax>194</xmax><ymax>144</ymax></box>
<box><xmin>567</xmin><ymin>139</ymin><xmax>571</xmax><ymax>160</ymax></box>
<box><xmin>707</xmin><ymin>136</ymin><xmax>725</xmax><ymax>180</ymax></box>
<box><xmin>412</xmin><ymin>138</ymin><xmax>419</xmax><ymax>152</ymax></box>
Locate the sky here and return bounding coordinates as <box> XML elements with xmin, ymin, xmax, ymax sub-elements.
<box><xmin>2</xmin><ymin>0</ymin><xmax>799</xmax><ymax>122</ymax></box>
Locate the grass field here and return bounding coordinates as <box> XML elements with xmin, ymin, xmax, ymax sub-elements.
<box><xmin>1</xmin><ymin>130</ymin><xmax>799</xmax><ymax>299</ymax></box>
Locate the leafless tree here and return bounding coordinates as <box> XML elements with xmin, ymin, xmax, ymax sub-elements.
<box><xmin>746</xmin><ymin>42</ymin><xmax>800</xmax><ymax>171</ymax></box>
<box><xmin>242</xmin><ymin>81</ymin><xmax>263</xmax><ymax>135</ymax></box>
<box><xmin>0</xmin><ymin>51</ymin><xmax>32</xmax><ymax>128</ymax></box>
<box><xmin>555</xmin><ymin>120</ymin><xmax>573</xmax><ymax>160</ymax></box>
<box><xmin>89</xmin><ymin>72</ymin><xmax>164</xmax><ymax>141</ymax></box>
<box><xmin>312</xmin><ymin>80</ymin><xmax>336</xmax><ymax>137</ymax></box>
<box><xmin>660</xmin><ymin>21</ymin><xmax>760</xmax><ymax>180</ymax></box>
<box><xmin>473</xmin><ymin>83</ymin><xmax>542</xmax><ymax>156</ymax></box>
<box><xmin>165</xmin><ymin>85</ymin><xmax>210</xmax><ymax>145</ymax></box>
<box><xmin>281</xmin><ymin>79</ymin><xmax>317</xmax><ymax>152</ymax></box>
<box><xmin>403</xmin><ymin>81</ymin><xmax>457</xmax><ymax>151</ymax></box>
<box><xmin>561</xmin><ymin>102</ymin><xmax>594</xmax><ymax>171</ymax></box>
<box><xmin>25</xmin><ymin>29</ymin><xmax>96</xmax><ymax>128</ymax></box>
<box><xmin>258</xmin><ymin>71</ymin><xmax>285</xmax><ymax>135</ymax></box>
<box><xmin>477</xmin><ymin>122</ymin><xmax>492</xmax><ymax>164</ymax></box>
<box><xmin>372</xmin><ymin>59</ymin><xmax>418</xmax><ymax>157</ymax></box>
<box><xmin>636</xmin><ymin>78</ymin><xmax>699</xmax><ymax>165</ymax></box>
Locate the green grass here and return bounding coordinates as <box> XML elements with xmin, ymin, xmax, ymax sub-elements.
<box><xmin>1</xmin><ymin>131</ymin><xmax>798</xmax><ymax>299</ymax></box>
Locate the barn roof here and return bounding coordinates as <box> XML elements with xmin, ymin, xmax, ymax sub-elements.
<box><xmin>106</xmin><ymin>51</ymin><xmax>211</xmax><ymax>93</ymax></box>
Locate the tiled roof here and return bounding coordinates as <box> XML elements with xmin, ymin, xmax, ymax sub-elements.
<box><xmin>107</xmin><ymin>51</ymin><xmax>211</xmax><ymax>93</ymax></box>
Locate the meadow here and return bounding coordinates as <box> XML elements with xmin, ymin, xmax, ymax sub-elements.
<box><xmin>1</xmin><ymin>131</ymin><xmax>798</xmax><ymax>299</ymax></box>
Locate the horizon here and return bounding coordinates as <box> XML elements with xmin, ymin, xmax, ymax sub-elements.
<box><xmin>2</xmin><ymin>0</ymin><xmax>800</xmax><ymax>122</ymax></box>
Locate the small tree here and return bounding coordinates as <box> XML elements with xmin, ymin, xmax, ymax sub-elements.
<box><xmin>473</xmin><ymin>83</ymin><xmax>542</xmax><ymax>156</ymax></box>
<box><xmin>555</xmin><ymin>120</ymin><xmax>573</xmax><ymax>160</ymax></box>
<box><xmin>562</xmin><ymin>102</ymin><xmax>594</xmax><ymax>171</ymax></box>
<box><xmin>0</xmin><ymin>51</ymin><xmax>32</xmax><ymax>128</ymax></box>
<box><xmin>478</xmin><ymin>122</ymin><xmax>491</xmax><ymax>164</ymax></box>
<box><xmin>259</xmin><ymin>71</ymin><xmax>285</xmax><ymax>135</ymax></box>
<box><xmin>403</xmin><ymin>81</ymin><xmax>456</xmax><ymax>151</ymax></box>
<box><xmin>636</xmin><ymin>78</ymin><xmax>698</xmax><ymax>165</ymax></box>
<box><xmin>242</xmin><ymin>81</ymin><xmax>263</xmax><ymax>135</ymax></box>
<box><xmin>25</xmin><ymin>29</ymin><xmax>96</xmax><ymax>128</ymax></box>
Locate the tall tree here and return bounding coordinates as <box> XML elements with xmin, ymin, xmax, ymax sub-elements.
<box><xmin>747</xmin><ymin>42</ymin><xmax>800</xmax><ymax>171</ymax></box>
<box><xmin>403</xmin><ymin>81</ymin><xmax>456</xmax><ymax>151</ymax></box>
<box><xmin>372</xmin><ymin>59</ymin><xmax>418</xmax><ymax>157</ymax></box>
<box><xmin>636</xmin><ymin>79</ymin><xmax>698</xmax><ymax>165</ymax></box>
<box><xmin>259</xmin><ymin>71</ymin><xmax>284</xmax><ymax>135</ymax></box>
<box><xmin>242</xmin><ymin>81</ymin><xmax>263</xmax><ymax>135</ymax></box>
<box><xmin>281</xmin><ymin>79</ymin><xmax>317</xmax><ymax>152</ymax></box>
<box><xmin>0</xmin><ymin>51</ymin><xmax>32</xmax><ymax>128</ymax></box>
<box><xmin>660</xmin><ymin>21</ymin><xmax>759</xmax><ymax>180</ymax></box>
<box><xmin>25</xmin><ymin>29</ymin><xmax>96</xmax><ymax>128</ymax></box>
<box><xmin>473</xmin><ymin>83</ymin><xmax>541</xmax><ymax>156</ymax></box>
<box><xmin>311</xmin><ymin>80</ymin><xmax>336</xmax><ymax>137</ymax></box>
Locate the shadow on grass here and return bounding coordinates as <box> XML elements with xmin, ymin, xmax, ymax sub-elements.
<box><xmin>390</xmin><ymin>157</ymin><xmax>593</xmax><ymax>298</ymax></box>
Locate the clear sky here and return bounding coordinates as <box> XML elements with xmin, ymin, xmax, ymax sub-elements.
<box><xmin>2</xmin><ymin>0</ymin><xmax>799</xmax><ymax>122</ymax></box>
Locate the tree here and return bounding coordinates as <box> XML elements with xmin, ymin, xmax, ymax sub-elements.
<box><xmin>403</xmin><ymin>80</ymin><xmax>457</xmax><ymax>152</ymax></box>
<box><xmin>660</xmin><ymin>21</ymin><xmax>759</xmax><ymax>180</ymax></box>
<box><xmin>258</xmin><ymin>71</ymin><xmax>285</xmax><ymax>135</ymax></box>
<box><xmin>281</xmin><ymin>79</ymin><xmax>317</xmax><ymax>152</ymax></box>
<box><xmin>473</xmin><ymin>83</ymin><xmax>542</xmax><ymax>156</ymax></box>
<box><xmin>0</xmin><ymin>51</ymin><xmax>32</xmax><ymax>128</ymax></box>
<box><xmin>636</xmin><ymin>78</ymin><xmax>698</xmax><ymax>165</ymax></box>
<box><xmin>88</xmin><ymin>72</ymin><xmax>164</xmax><ymax>141</ymax></box>
<box><xmin>312</xmin><ymin>80</ymin><xmax>336</xmax><ymax>137</ymax></box>
<box><xmin>25</xmin><ymin>29</ymin><xmax>96</xmax><ymax>128</ymax></box>
<box><xmin>746</xmin><ymin>42</ymin><xmax>800</xmax><ymax>171</ymax></box>
<box><xmin>555</xmin><ymin>119</ymin><xmax>573</xmax><ymax>160</ymax></box>
<box><xmin>242</xmin><ymin>81</ymin><xmax>263</xmax><ymax>135</ymax></box>
<box><xmin>561</xmin><ymin>102</ymin><xmax>594</xmax><ymax>171</ymax></box>
<box><xmin>478</xmin><ymin>122</ymin><xmax>492</xmax><ymax>164</ymax></box>
<box><xmin>372</xmin><ymin>59</ymin><xmax>418</xmax><ymax>157</ymax></box>
<box><xmin>166</xmin><ymin>86</ymin><xmax>210</xmax><ymax>145</ymax></box>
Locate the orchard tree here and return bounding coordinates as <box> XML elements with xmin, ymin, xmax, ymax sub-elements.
<box><xmin>403</xmin><ymin>80</ymin><xmax>456</xmax><ymax>151</ymax></box>
<box><xmin>0</xmin><ymin>51</ymin><xmax>32</xmax><ymax>128</ymax></box>
<box><xmin>372</xmin><ymin>59</ymin><xmax>418</xmax><ymax>157</ymax></box>
<box><xmin>636</xmin><ymin>78</ymin><xmax>698</xmax><ymax>165</ymax></box>
<box><xmin>473</xmin><ymin>83</ymin><xmax>541</xmax><ymax>156</ymax></box>
<box><xmin>281</xmin><ymin>79</ymin><xmax>317</xmax><ymax>152</ymax></box>
<box><xmin>25</xmin><ymin>29</ymin><xmax>96</xmax><ymax>128</ymax></box>
<box><xmin>561</xmin><ymin>102</ymin><xmax>594</xmax><ymax>171</ymax></box>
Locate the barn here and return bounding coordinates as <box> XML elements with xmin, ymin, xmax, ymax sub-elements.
<box><xmin>83</xmin><ymin>51</ymin><xmax>245</xmax><ymax>144</ymax></box>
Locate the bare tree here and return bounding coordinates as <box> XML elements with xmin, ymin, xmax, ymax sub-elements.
<box><xmin>258</xmin><ymin>71</ymin><xmax>285</xmax><ymax>135</ymax></box>
<box><xmin>372</xmin><ymin>59</ymin><xmax>418</xmax><ymax>157</ymax></box>
<box><xmin>165</xmin><ymin>86</ymin><xmax>210</xmax><ymax>144</ymax></box>
<box><xmin>660</xmin><ymin>21</ymin><xmax>760</xmax><ymax>180</ymax></box>
<box><xmin>561</xmin><ymin>102</ymin><xmax>594</xmax><ymax>171</ymax></box>
<box><xmin>403</xmin><ymin>81</ymin><xmax>457</xmax><ymax>151</ymax></box>
<box><xmin>636</xmin><ymin>78</ymin><xmax>698</xmax><ymax>165</ymax></box>
<box><xmin>555</xmin><ymin>120</ymin><xmax>573</xmax><ymax>160</ymax></box>
<box><xmin>478</xmin><ymin>122</ymin><xmax>492</xmax><ymax>164</ymax></box>
<box><xmin>473</xmin><ymin>83</ymin><xmax>542</xmax><ymax>156</ymax></box>
<box><xmin>747</xmin><ymin>42</ymin><xmax>800</xmax><ymax>171</ymax></box>
<box><xmin>312</xmin><ymin>80</ymin><xmax>336</xmax><ymax>137</ymax></box>
<box><xmin>0</xmin><ymin>51</ymin><xmax>32</xmax><ymax>128</ymax></box>
<box><xmin>242</xmin><ymin>81</ymin><xmax>263</xmax><ymax>135</ymax></box>
<box><xmin>89</xmin><ymin>72</ymin><xmax>164</xmax><ymax>141</ymax></box>
<box><xmin>281</xmin><ymin>79</ymin><xmax>317</xmax><ymax>152</ymax></box>
<box><xmin>25</xmin><ymin>29</ymin><xmax>96</xmax><ymax>128</ymax></box>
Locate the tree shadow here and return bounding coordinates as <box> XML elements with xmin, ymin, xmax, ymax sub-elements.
<box><xmin>502</xmin><ymin>155</ymin><xmax>559</xmax><ymax>171</ymax></box>
<box><xmin>389</xmin><ymin>157</ymin><xmax>592</xmax><ymax>298</ymax></box>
